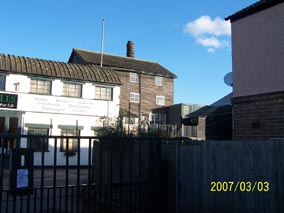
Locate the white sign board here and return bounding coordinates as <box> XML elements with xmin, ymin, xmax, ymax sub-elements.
<box><xmin>17</xmin><ymin>169</ymin><xmax>29</xmax><ymax>188</ymax></box>
<box><xmin>18</xmin><ymin>94</ymin><xmax>109</xmax><ymax>116</ymax></box>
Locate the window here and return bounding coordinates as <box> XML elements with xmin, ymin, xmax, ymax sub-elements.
<box><xmin>63</xmin><ymin>82</ymin><xmax>82</xmax><ymax>97</ymax></box>
<box><xmin>183</xmin><ymin>105</ymin><xmax>190</xmax><ymax>115</ymax></box>
<box><xmin>151</xmin><ymin>113</ymin><xmax>166</xmax><ymax>125</ymax></box>
<box><xmin>28</xmin><ymin>128</ymin><xmax>49</xmax><ymax>152</ymax></box>
<box><xmin>30</xmin><ymin>79</ymin><xmax>51</xmax><ymax>94</ymax></box>
<box><xmin>124</xmin><ymin>117</ymin><xmax>136</xmax><ymax>124</ymax></box>
<box><xmin>156</xmin><ymin>96</ymin><xmax>165</xmax><ymax>105</ymax></box>
<box><xmin>155</xmin><ymin>76</ymin><xmax>163</xmax><ymax>87</ymax></box>
<box><xmin>60</xmin><ymin>129</ymin><xmax>80</xmax><ymax>154</ymax></box>
<box><xmin>0</xmin><ymin>75</ymin><xmax>5</xmax><ymax>91</ymax></box>
<box><xmin>0</xmin><ymin>117</ymin><xmax>4</xmax><ymax>133</ymax></box>
<box><xmin>95</xmin><ymin>86</ymin><xmax>113</xmax><ymax>101</ymax></box>
<box><xmin>129</xmin><ymin>73</ymin><xmax>139</xmax><ymax>83</ymax></box>
<box><xmin>130</xmin><ymin>92</ymin><xmax>140</xmax><ymax>103</ymax></box>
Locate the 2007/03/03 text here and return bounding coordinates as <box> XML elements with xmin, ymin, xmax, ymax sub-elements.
<box><xmin>210</xmin><ymin>181</ymin><xmax>269</xmax><ymax>192</ymax></box>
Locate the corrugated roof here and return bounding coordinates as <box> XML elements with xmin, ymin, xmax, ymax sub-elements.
<box><xmin>225</xmin><ymin>0</ymin><xmax>284</xmax><ymax>22</ymax></box>
<box><xmin>68</xmin><ymin>48</ymin><xmax>177</xmax><ymax>78</ymax></box>
<box><xmin>0</xmin><ymin>53</ymin><xmax>121</xmax><ymax>85</ymax></box>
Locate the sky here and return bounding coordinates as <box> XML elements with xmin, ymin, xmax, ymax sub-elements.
<box><xmin>0</xmin><ymin>0</ymin><xmax>257</xmax><ymax>105</ymax></box>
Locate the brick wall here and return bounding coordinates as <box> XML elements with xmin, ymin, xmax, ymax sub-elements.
<box><xmin>233</xmin><ymin>91</ymin><xmax>284</xmax><ymax>139</ymax></box>
<box><xmin>117</xmin><ymin>71</ymin><xmax>174</xmax><ymax>118</ymax></box>
<box><xmin>69</xmin><ymin>53</ymin><xmax>175</xmax><ymax>119</ymax></box>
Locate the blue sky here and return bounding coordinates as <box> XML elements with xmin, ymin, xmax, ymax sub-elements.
<box><xmin>0</xmin><ymin>0</ymin><xmax>257</xmax><ymax>105</ymax></box>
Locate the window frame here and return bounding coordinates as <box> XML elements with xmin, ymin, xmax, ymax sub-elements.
<box><xmin>30</xmin><ymin>78</ymin><xmax>52</xmax><ymax>95</ymax></box>
<box><xmin>62</xmin><ymin>82</ymin><xmax>82</xmax><ymax>98</ymax></box>
<box><xmin>0</xmin><ymin>75</ymin><xmax>6</xmax><ymax>91</ymax></box>
<box><xmin>95</xmin><ymin>86</ymin><xmax>113</xmax><ymax>101</ymax></box>
<box><xmin>155</xmin><ymin>76</ymin><xmax>163</xmax><ymax>87</ymax></box>
<box><xmin>151</xmin><ymin>113</ymin><xmax>167</xmax><ymax>125</ymax></box>
<box><xmin>60</xmin><ymin>129</ymin><xmax>80</xmax><ymax>154</ymax></box>
<box><xmin>183</xmin><ymin>105</ymin><xmax>190</xmax><ymax>115</ymax></box>
<box><xmin>156</xmin><ymin>95</ymin><xmax>165</xmax><ymax>106</ymax></box>
<box><xmin>27</xmin><ymin>127</ymin><xmax>49</xmax><ymax>152</ymax></box>
<box><xmin>129</xmin><ymin>73</ymin><xmax>139</xmax><ymax>83</ymax></box>
<box><xmin>130</xmin><ymin>92</ymin><xmax>140</xmax><ymax>103</ymax></box>
<box><xmin>124</xmin><ymin>117</ymin><xmax>136</xmax><ymax>124</ymax></box>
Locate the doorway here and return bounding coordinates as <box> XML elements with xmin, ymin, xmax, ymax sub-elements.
<box><xmin>0</xmin><ymin>114</ymin><xmax>21</xmax><ymax>153</ymax></box>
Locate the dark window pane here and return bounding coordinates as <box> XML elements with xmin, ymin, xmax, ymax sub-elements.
<box><xmin>28</xmin><ymin>128</ymin><xmax>49</xmax><ymax>152</ymax></box>
<box><xmin>0</xmin><ymin>75</ymin><xmax>6</xmax><ymax>90</ymax></box>
<box><xmin>0</xmin><ymin>117</ymin><xmax>5</xmax><ymax>133</ymax></box>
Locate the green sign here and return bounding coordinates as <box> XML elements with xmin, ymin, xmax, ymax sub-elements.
<box><xmin>0</xmin><ymin>93</ymin><xmax>18</xmax><ymax>109</ymax></box>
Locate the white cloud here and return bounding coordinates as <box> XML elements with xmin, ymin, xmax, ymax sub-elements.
<box><xmin>197</xmin><ymin>37</ymin><xmax>221</xmax><ymax>48</ymax></box>
<box><xmin>207</xmin><ymin>48</ymin><xmax>215</xmax><ymax>53</ymax></box>
<box><xmin>184</xmin><ymin>16</ymin><xmax>231</xmax><ymax>52</ymax></box>
<box><xmin>197</xmin><ymin>36</ymin><xmax>229</xmax><ymax>52</ymax></box>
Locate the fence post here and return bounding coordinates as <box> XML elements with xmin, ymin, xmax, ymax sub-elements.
<box><xmin>175</xmin><ymin>139</ymin><xmax>181</xmax><ymax>213</ymax></box>
<box><xmin>148</xmin><ymin>138</ymin><xmax>162</xmax><ymax>213</ymax></box>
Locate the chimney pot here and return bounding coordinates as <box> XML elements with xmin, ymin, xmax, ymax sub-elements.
<box><xmin>126</xmin><ymin>41</ymin><xmax>135</xmax><ymax>58</ymax></box>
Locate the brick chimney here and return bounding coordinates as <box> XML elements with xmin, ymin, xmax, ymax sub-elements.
<box><xmin>126</xmin><ymin>41</ymin><xmax>135</xmax><ymax>58</ymax></box>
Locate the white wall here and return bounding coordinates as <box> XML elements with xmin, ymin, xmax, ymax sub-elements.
<box><xmin>6</xmin><ymin>74</ymin><xmax>30</xmax><ymax>93</ymax></box>
<box><xmin>3</xmin><ymin>73</ymin><xmax>120</xmax><ymax>118</ymax></box>
<box><xmin>1</xmin><ymin>73</ymin><xmax>120</xmax><ymax>165</ymax></box>
<box><xmin>232</xmin><ymin>3</ymin><xmax>284</xmax><ymax>98</ymax></box>
<box><xmin>21</xmin><ymin>112</ymin><xmax>101</xmax><ymax>166</ymax></box>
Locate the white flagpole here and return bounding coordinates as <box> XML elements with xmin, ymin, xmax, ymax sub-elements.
<box><xmin>100</xmin><ymin>19</ymin><xmax>105</xmax><ymax>67</ymax></box>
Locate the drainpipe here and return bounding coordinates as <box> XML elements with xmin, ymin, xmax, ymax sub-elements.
<box><xmin>138</xmin><ymin>74</ymin><xmax>141</xmax><ymax>134</ymax></box>
<box><xmin>128</xmin><ymin>102</ymin><xmax>131</xmax><ymax>135</ymax></box>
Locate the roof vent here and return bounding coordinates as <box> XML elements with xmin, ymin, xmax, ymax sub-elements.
<box><xmin>126</xmin><ymin>41</ymin><xmax>135</xmax><ymax>58</ymax></box>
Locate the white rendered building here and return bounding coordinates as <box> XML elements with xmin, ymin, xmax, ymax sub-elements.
<box><xmin>0</xmin><ymin>53</ymin><xmax>121</xmax><ymax>165</ymax></box>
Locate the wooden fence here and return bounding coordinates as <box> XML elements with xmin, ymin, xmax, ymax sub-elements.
<box><xmin>162</xmin><ymin>139</ymin><xmax>284</xmax><ymax>213</ymax></box>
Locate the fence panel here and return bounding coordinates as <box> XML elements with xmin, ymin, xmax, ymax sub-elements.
<box><xmin>93</xmin><ymin>137</ymin><xmax>163</xmax><ymax>213</ymax></box>
<box><xmin>167</xmin><ymin>140</ymin><xmax>284</xmax><ymax>213</ymax></box>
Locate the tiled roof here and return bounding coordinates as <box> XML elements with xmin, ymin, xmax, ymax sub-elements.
<box><xmin>225</xmin><ymin>0</ymin><xmax>284</xmax><ymax>22</ymax></box>
<box><xmin>0</xmin><ymin>53</ymin><xmax>121</xmax><ymax>85</ymax></box>
<box><xmin>69</xmin><ymin>48</ymin><xmax>177</xmax><ymax>79</ymax></box>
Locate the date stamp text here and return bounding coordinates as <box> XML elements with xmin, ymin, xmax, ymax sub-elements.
<box><xmin>210</xmin><ymin>181</ymin><xmax>269</xmax><ymax>192</ymax></box>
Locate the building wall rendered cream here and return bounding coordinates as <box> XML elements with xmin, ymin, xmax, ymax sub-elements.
<box><xmin>232</xmin><ymin>3</ymin><xmax>284</xmax><ymax>97</ymax></box>
<box><xmin>0</xmin><ymin>73</ymin><xmax>120</xmax><ymax>165</ymax></box>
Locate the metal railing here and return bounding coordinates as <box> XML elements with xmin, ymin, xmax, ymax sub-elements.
<box><xmin>0</xmin><ymin>135</ymin><xmax>164</xmax><ymax>213</ymax></box>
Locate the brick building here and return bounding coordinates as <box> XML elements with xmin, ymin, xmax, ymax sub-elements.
<box><xmin>68</xmin><ymin>41</ymin><xmax>177</xmax><ymax>126</ymax></box>
<box><xmin>226</xmin><ymin>0</ymin><xmax>284</xmax><ymax>139</ymax></box>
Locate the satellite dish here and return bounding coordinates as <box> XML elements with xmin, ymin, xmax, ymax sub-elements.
<box><xmin>224</xmin><ymin>72</ymin><xmax>233</xmax><ymax>87</ymax></box>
